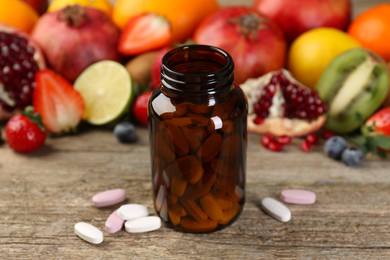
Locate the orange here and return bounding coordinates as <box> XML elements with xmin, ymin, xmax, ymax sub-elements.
<box><xmin>0</xmin><ymin>0</ymin><xmax>39</xmax><ymax>33</ymax></box>
<box><xmin>348</xmin><ymin>4</ymin><xmax>390</xmax><ymax>61</ymax></box>
<box><xmin>49</xmin><ymin>0</ymin><xmax>113</xmax><ymax>16</ymax></box>
<box><xmin>112</xmin><ymin>0</ymin><xmax>220</xmax><ymax>43</ymax></box>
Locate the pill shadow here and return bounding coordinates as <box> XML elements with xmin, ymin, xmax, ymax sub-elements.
<box><xmin>246</xmin><ymin>188</ymin><xmax>279</xmax><ymax>213</ymax></box>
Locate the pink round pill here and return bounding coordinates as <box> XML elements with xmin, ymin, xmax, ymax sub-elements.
<box><xmin>92</xmin><ymin>188</ymin><xmax>126</xmax><ymax>208</ymax></box>
<box><xmin>105</xmin><ymin>210</ymin><xmax>125</xmax><ymax>234</ymax></box>
<box><xmin>280</xmin><ymin>189</ymin><xmax>316</xmax><ymax>205</ymax></box>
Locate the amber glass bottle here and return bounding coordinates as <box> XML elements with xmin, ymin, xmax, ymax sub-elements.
<box><xmin>148</xmin><ymin>45</ymin><xmax>247</xmax><ymax>233</ymax></box>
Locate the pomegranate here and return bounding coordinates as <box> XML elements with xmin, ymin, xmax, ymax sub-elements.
<box><xmin>31</xmin><ymin>5</ymin><xmax>120</xmax><ymax>83</ymax></box>
<box><xmin>193</xmin><ymin>6</ymin><xmax>287</xmax><ymax>85</ymax></box>
<box><xmin>240</xmin><ymin>69</ymin><xmax>327</xmax><ymax>137</ymax></box>
<box><xmin>0</xmin><ymin>24</ymin><xmax>45</xmax><ymax>120</ymax></box>
<box><xmin>253</xmin><ymin>0</ymin><xmax>351</xmax><ymax>43</ymax></box>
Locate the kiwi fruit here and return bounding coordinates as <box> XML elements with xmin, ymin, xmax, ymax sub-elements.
<box><xmin>316</xmin><ymin>48</ymin><xmax>390</xmax><ymax>134</ymax></box>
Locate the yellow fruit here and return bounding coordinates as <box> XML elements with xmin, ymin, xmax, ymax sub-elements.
<box><xmin>49</xmin><ymin>0</ymin><xmax>112</xmax><ymax>15</ymax></box>
<box><xmin>288</xmin><ymin>27</ymin><xmax>360</xmax><ymax>88</ymax></box>
<box><xmin>0</xmin><ymin>0</ymin><xmax>38</xmax><ymax>33</ymax></box>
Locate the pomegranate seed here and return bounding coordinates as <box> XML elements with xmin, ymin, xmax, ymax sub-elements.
<box><xmin>253</xmin><ymin>117</ymin><xmax>264</xmax><ymax>125</ymax></box>
<box><xmin>250</xmin><ymin>70</ymin><xmax>328</xmax><ymax>128</ymax></box>
<box><xmin>260</xmin><ymin>134</ymin><xmax>274</xmax><ymax>148</ymax></box>
<box><xmin>260</xmin><ymin>134</ymin><xmax>284</xmax><ymax>152</ymax></box>
<box><xmin>0</xmin><ymin>31</ymin><xmax>40</xmax><ymax>114</ymax></box>
<box><xmin>267</xmin><ymin>141</ymin><xmax>283</xmax><ymax>152</ymax></box>
<box><xmin>277</xmin><ymin>135</ymin><xmax>292</xmax><ymax>145</ymax></box>
<box><xmin>301</xmin><ymin>140</ymin><xmax>312</xmax><ymax>152</ymax></box>
<box><xmin>322</xmin><ymin>129</ymin><xmax>334</xmax><ymax>140</ymax></box>
<box><xmin>306</xmin><ymin>133</ymin><xmax>319</xmax><ymax>145</ymax></box>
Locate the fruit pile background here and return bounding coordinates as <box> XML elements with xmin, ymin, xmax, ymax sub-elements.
<box><xmin>0</xmin><ymin>0</ymin><xmax>389</xmax><ymax>165</ymax></box>
<box><xmin>1</xmin><ymin>1</ymin><xmax>390</xmax><ymax>259</ymax></box>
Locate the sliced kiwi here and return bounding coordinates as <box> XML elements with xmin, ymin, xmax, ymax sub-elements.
<box><xmin>316</xmin><ymin>48</ymin><xmax>390</xmax><ymax>134</ymax></box>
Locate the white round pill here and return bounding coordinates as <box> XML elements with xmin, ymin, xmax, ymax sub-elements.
<box><xmin>261</xmin><ymin>197</ymin><xmax>291</xmax><ymax>222</ymax></box>
<box><xmin>74</xmin><ymin>222</ymin><xmax>104</xmax><ymax>244</ymax></box>
<box><xmin>125</xmin><ymin>216</ymin><xmax>161</xmax><ymax>233</ymax></box>
<box><xmin>116</xmin><ymin>204</ymin><xmax>149</xmax><ymax>221</ymax></box>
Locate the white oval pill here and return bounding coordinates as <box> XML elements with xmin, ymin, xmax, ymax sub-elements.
<box><xmin>105</xmin><ymin>210</ymin><xmax>125</xmax><ymax>234</ymax></box>
<box><xmin>117</xmin><ymin>204</ymin><xmax>149</xmax><ymax>221</ymax></box>
<box><xmin>281</xmin><ymin>189</ymin><xmax>316</xmax><ymax>205</ymax></box>
<box><xmin>92</xmin><ymin>188</ymin><xmax>126</xmax><ymax>208</ymax></box>
<box><xmin>74</xmin><ymin>222</ymin><xmax>104</xmax><ymax>244</ymax></box>
<box><xmin>261</xmin><ymin>197</ymin><xmax>291</xmax><ymax>222</ymax></box>
<box><xmin>125</xmin><ymin>216</ymin><xmax>161</xmax><ymax>233</ymax></box>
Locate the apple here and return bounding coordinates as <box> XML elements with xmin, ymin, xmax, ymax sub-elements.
<box><xmin>21</xmin><ymin>0</ymin><xmax>49</xmax><ymax>15</ymax></box>
<box><xmin>253</xmin><ymin>0</ymin><xmax>351</xmax><ymax>43</ymax></box>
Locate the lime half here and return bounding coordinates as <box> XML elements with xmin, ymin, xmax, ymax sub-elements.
<box><xmin>74</xmin><ymin>60</ymin><xmax>133</xmax><ymax>125</ymax></box>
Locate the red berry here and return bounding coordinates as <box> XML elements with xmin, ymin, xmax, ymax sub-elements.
<box><xmin>277</xmin><ymin>135</ymin><xmax>292</xmax><ymax>145</ymax></box>
<box><xmin>268</xmin><ymin>141</ymin><xmax>283</xmax><ymax>152</ymax></box>
<box><xmin>260</xmin><ymin>134</ymin><xmax>283</xmax><ymax>152</ymax></box>
<box><xmin>133</xmin><ymin>90</ymin><xmax>152</xmax><ymax>127</ymax></box>
<box><xmin>306</xmin><ymin>133</ymin><xmax>319</xmax><ymax>144</ymax></box>
<box><xmin>5</xmin><ymin>109</ymin><xmax>46</xmax><ymax>153</ymax></box>
<box><xmin>260</xmin><ymin>134</ymin><xmax>274</xmax><ymax>147</ymax></box>
<box><xmin>322</xmin><ymin>129</ymin><xmax>334</xmax><ymax>140</ymax></box>
<box><xmin>253</xmin><ymin>117</ymin><xmax>264</xmax><ymax>125</ymax></box>
<box><xmin>301</xmin><ymin>140</ymin><xmax>312</xmax><ymax>152</ymax></box>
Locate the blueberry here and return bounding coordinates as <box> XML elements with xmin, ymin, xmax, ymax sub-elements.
<box><xmin>114</xmin><ymin>122</ymin><xmax>138</xmax><ymax>144</ymax></box>
<box><xmin>323</xmin><ymin>136</ymin><xmax>347</xmax><ymax>159</ymax></box>
<box><xmin>341</xmin><ymin>147</ymin><xmax>364</xmax><ymax>166</ymax></box>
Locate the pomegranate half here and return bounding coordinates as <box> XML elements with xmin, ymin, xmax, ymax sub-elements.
<box><xmin>240</xmin><ymin>69</ymin><xmax>327</xmax><ymax>137</ymax></box>
<box><xmin>0</xmin><ymin>24</ymin><xmax>45</xmax><ymax>120</ymax></box>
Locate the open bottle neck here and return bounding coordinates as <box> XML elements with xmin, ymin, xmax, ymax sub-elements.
<box><xmin>161</xmin><ymin>45</ymin><xmax>235</xmax><ymax>97</ymax></box>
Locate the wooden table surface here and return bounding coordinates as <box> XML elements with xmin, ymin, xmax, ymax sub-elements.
<box><xmin>2</xmin><ymin>0</ymin><xmax>390</xmax><ymax>259</ymax></box>
<box><xmin>1</xmin><ymin>126</ymin><xmax>390</xmax><ymax>259</ymax></box>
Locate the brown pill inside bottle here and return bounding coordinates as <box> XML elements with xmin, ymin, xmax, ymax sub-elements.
<box><xmin>149</xmin><ymin>45</ymin><xmax>247</xmax><ymax>233</ymax></box>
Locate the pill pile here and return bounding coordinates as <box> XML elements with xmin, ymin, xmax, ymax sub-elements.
<box><xmin>75</xmin><ymin>187</ymin><xmax>316</xmax><ymax>243</ymax></box>
<box><xmin>74</xmin><ymin>188</ymin><xmax>161</xmax><ymax>245</ymax></box>
<box><xmin>261</xmin><ymin>189</ymin><xmax>316</xmax><ymax>223</ymax></box>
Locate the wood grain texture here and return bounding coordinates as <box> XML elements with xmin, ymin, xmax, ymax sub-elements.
<box><xmin>1</xmin><ymin>127</ymin><xmax>390</xmax><ymax>259</ymax></box>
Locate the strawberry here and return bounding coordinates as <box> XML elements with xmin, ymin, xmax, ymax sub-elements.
<box><xmin>151</xmin><ymin>47</ymin><xmax>171</xmax><ymax>89</ymax></box>
<box><xmin>362</xmin><ymin>107</ymin><xmax>390</xmax><ymax>136</ymax></box>
<box><xmin>33</xmin><ymin>69</ymin><xmax>85</xmax><ymax>134</ymax></box>
<box><xmin>5</xmin><ymin>107</ymin><xmax>46</xmax><ymax>153</ymax></box>
<box><xmin>118</xmin><ymin>13</ymin><xmax>172</xmax><ymax>56</ymax></box>
<box><xmin>347</xmin><ymin>107</ymin><xmax>390</xmax><ymax>158</ymax></box>
<box><xmin>132</xmin><ymin>90</ymin><xmax>152</xmax><ymax>127</ymax></box>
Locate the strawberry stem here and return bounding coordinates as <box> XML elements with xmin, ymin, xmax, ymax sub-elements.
<box><xmin>23</xmin><ymin>106</ymin><xmax>46</xmax><ymax>132</ymax></box>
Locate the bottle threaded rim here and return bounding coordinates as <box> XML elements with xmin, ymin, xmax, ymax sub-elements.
<box><xmin>161</xmin><ymin>45</ymin><xmax>234</xmax><ymax>96</ymax></box>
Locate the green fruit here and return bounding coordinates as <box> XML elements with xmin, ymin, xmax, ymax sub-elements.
<box><xmin>316</xmin><ymin>48</ymin><xmax>390</xmax><ymax>134</ymax></box>
<box><xmin>74</xmin><ymin>61</ymin><xmax>134</xmax><ymax>125</ymax></box>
